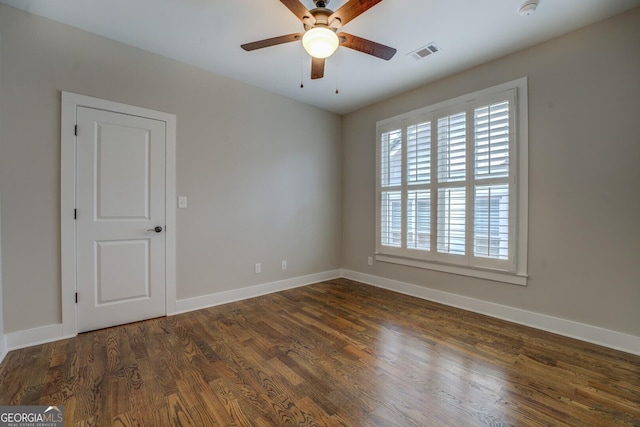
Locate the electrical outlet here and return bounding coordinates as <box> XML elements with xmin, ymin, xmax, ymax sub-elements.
<box><xmin>367</xmin><ymin>256</ymin><xmax>373</xmax><ymax>266</ymax></box>
<box><xmin>281</xmin><ymin>260</ymin><xmax>287</xmax><ymax>270</ymax></box>
<box><xmin>255</xmin><ymin>263</ymin><xmax>261</xmax><ymax>274</ymax></box>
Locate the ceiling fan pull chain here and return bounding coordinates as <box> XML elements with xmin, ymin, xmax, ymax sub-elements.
<box><xmin>335</xmin><ymin>48</ymin><xmax>340</xmax><ymax>94</ymax></box>
<box><xmin>300</xmin><ymin>42</ymin><xmax>305</xmax><ymax>88</ymax></box>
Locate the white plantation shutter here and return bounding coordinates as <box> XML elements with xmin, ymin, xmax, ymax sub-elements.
<box><xmin>381</xmin><ymin>191</ymin><xmax>401</xmax><ymax>247</ymax></box>
<box><xmin>474</xmin><ymin>101</ymin><xmax>510</xmax><ymax>179</ymax></box>
<box><xmin>407</xmin><ymin>122</ymin><xmax>431</xmax><ymax>185</ymax></box>
<box><xmin>437</xmin><ymin>113</ymin><xmax>466</xmax><ymax>182</ymax></box>
<box><xmin>473</xmin><ymin>100</ymin><xmax>511</xmax><ymax>262</ymax></box>
<box><xmin>437</xmin><ymin>187</ymin><xmax>466</xmax><ymax>255</ymax></box>
<box><xmin>436</xmin><ymin>111</ymin><xmax>467</xmax><ymax>257</ymax></box>
<box><xmin>380</xmin><ymin>129</ymin><xmax>402</xmax><ymax>187</ymax></box>
<box><xmin>406</xmin><ymin>121</ymin><xmax>431</xmax><ymax>251</ymax></box>
<box><xmin>474</xmin><ymin>184</ymin><xmax>509</xmax><ymax>259</ymax></box>
<box><xmin>376</xmin><ymin>79</ymin><xmax>526</xmax><ymax>280</ymax></box>
<box><xmin>380</xmin><ymin>129</ymin><xmax>402</xmax><ymax>248</ymax></box>
<box><xmin>407</xmin><ymin>190</ymin><xmax>430</xmax><ymax>250</ymax></box>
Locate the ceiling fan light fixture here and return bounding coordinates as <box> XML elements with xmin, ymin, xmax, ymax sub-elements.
<box><xmin>302</xmin><ymin>27</ymin><xmax>339</xmax><ymax>59</ymax></box>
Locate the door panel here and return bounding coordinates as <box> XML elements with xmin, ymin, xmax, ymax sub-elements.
<box><xmin>96</xmin><ymin>123</ymin><xmax>151</xmax><ymax>220</ymax></box>
<box><xmin>96</xmin><ymin>240</ymin><xmax>150</xmax><ymax>304</ymax></box>
<box><xmin>76</xmin><ymin>106</ymin><xmax>166</xmax><ymax>333</ymax></box>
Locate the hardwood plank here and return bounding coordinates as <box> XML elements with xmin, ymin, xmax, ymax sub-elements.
<box><xmin>0</xmin><ymin>278</ymin><xmax>638</xmax><ymax>426</ymax></box>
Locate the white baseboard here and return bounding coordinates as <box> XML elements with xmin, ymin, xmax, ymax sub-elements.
<box><xmin>5</xmin><ymin>323</ymin><xmax>76</xmax><ymax>353</ymax></box>
<box><xmin>173</xmin><ymin>270</ymin><xmax>343</xmax><ymax>315</ymax></box>
<box><xmin>0</xmin><ymin>270</ymin><xmax>341</xmax><ymax>361</ymax></box>
<box><xmin>2</xmin><ymin>269</ymin><xmax>637</xmax><ymax>362</ymax></box>
<box><xmin>0</xmin><ymin>323</ymin><xmax>77</xmax><ymax>364</ymax></box>
<box><xmin>342</xmin><ymin>269</ymin><xmax>640</xmax><ymax>356</ymax></box>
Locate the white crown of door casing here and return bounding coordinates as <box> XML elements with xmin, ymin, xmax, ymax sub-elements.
<box><xmin>61</xmin><ymin>92</ymin><xmax>177</xmax><ymax>336</ymax></box>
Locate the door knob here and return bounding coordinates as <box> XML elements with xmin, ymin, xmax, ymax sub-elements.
<box><xmin>147</xmin><ymin>226</ymin><xmax>163</xmax><ymax>233</ymax></box>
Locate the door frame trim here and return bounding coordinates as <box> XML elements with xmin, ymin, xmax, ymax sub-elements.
<box><xmin>61</xmin><ymin>91</ymin><xmax>177</xmax><ymax>336</ymax></box>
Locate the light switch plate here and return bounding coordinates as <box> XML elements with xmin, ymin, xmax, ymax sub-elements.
<box><xmin>178</xmin><ymin>196</ymin><xmax>188</xmax><ymax>209</ymax></box>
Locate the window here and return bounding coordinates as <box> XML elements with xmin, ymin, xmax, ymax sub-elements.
<box><xmin>376</xmin><ymin>79</ymin><xmax>528</xmax><ymax>285</ymax></box>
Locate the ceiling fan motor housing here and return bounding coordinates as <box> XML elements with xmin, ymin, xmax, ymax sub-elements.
<box><xmin>304</xmin><ymin>7</ymin><xmax>336</xmax><ymax>32</ymax></box>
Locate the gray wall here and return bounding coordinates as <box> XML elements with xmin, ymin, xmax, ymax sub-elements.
<box><xmin>0</xmin><ymin>4</ymin><xmax>342</xmax><ymax>332</ymax></box>
<box><xmin>1</xmin><ymin>3</ymin><xmax>639</xmax><ymax>340</ymax></box>
<box><xmin>0</xmin><ymin>15</ymin><xmax>4</xmax><ymax>341</ymax></box>
<box><xmin>342</xmin><ymin>8</ymin><xmax>640</xmax><ymax>336</ymax></box>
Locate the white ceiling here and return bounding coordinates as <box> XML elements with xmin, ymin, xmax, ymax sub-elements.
<box><xmin>2</xmin><ymin>0</ymin><xmax>639</xmax><ymax>114</ymax></box>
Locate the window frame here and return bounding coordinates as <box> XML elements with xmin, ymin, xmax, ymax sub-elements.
<box><xmin>375</xmin><ymin>78</ymin><xmax>528</xmax><ymax>286</ymax></box>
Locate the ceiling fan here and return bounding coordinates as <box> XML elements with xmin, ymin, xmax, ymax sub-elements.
<box><xmin>241</xmin><ymin>0</ymin><xmax>397</xmax><ymax>80</ymax></box>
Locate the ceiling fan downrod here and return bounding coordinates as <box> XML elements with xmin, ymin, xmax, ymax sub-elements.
<box><xmin>314</xmin><ymin>1</ymin><xmax>328</xmax><ymax>8</ymax></box>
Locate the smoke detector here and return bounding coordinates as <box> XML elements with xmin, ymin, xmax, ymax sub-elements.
<box><xmin>518</xmin><ymin>0</ymin><xmax>539</xmax><ymax>16</ymax></box>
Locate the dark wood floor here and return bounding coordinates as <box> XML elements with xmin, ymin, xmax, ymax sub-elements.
<box><xmin>1</xmin><ymin>279</ymin><xmax>639</xmax><ymax>426</ymax></box>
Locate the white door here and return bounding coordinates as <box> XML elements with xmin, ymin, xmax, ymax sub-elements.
<box><xmin>76</xmin><ymin>106</ymin><xmax>166</xmax><ymax>333</ymax></box>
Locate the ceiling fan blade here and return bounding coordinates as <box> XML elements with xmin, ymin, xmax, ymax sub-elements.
<box><xmin>241</xmin><ymin>33</ymin><xmax>302</xmax><ymax>51</ymax></box>
<box><xmin>311</xmin><ymin>57</ymin><xmax>325</xmax><ymax>79</ymax></box>
<box><xmin>339</xmin><ymin>33</ymin><xmax>396</xmax><ymax>60</ymax></box>
<box><xmin>280</xmin><ymin>0</ymin><xmax>315</xmax><ymax>25</ymax></box>
<box><xmin>329</xmin><ymin>0</ymin><xmax>383</xmax><ymax>27</ymax></box>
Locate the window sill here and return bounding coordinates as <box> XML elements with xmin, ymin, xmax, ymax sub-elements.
<box><xmin>375</xmin><ymin>254</ymin><xmax>528</xmax><ymax>286</ymax></box>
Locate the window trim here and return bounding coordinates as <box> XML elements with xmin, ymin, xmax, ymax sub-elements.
<box><xmin>375</xmin><ymin>78</ymin><xmax>528</xmax><ymax>285</ymax></box>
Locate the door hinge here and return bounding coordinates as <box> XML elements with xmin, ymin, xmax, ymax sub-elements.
<box><xmin>74</xmin><ymin>125</ymin><xmax>78</xmax><ymax>136</ymax></box>
<box><xmin>74</xmin><ymin>209</ymin><xmax>77</xmax><ymax>220</ymax></box>
<box><xmin>75</xmin><ymin>292</ymin><xmax>78</xmax><ymax>303</ymax></box>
